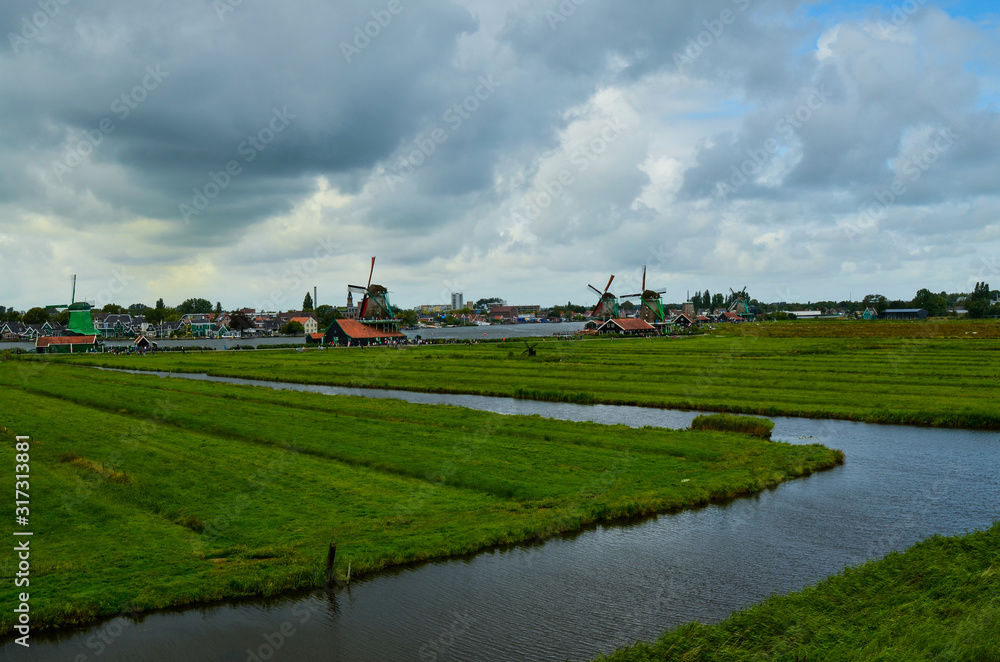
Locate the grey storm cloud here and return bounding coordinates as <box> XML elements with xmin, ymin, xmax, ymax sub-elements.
<box><xmin>0</xmin><ymin>0</ymin><xmax>998</xmax><ymax>310</ymax></box>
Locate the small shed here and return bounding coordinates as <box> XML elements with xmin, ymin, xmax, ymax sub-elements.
<box><xmin>36</xmin><ymin>335</ymin><xmax>98</xmax><ymax>354</ymax></box>
<box><xmin>134</xmin><ymin>336</ymin><xmax>156</xmax><ymax>350</ymax></box>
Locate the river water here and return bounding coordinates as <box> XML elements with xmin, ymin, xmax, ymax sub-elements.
<box><xmin>6</xmin><ymin>373</ymin><xmax>999</xmax><ymax>661</ymax></box>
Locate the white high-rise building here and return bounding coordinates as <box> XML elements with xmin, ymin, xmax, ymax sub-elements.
<box><xmin>451</xmin><ymin>292</ymin><xmax>464</xmax><ymax>311</ymax></box>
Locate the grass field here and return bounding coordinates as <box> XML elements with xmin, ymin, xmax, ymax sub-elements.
<box><xmin>592</xmin><ymin>522</ymin><xmax>1000</xmax><ymax>661</ymax></box>
<box><xmin>0</xmin><ymin>360</ymin><xmax>842</xmax><ymax>634</ymax></box>
<box><xmin>36</xmin><ymin>319</ymin><xmax>1000</xmax><ymax>429</ymax></box>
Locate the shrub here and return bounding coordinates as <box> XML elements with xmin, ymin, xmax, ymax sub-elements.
<box><xmin>690</xmin><ymin>414</ymin><xmax>774</xmax><ymax>439</ymax></box>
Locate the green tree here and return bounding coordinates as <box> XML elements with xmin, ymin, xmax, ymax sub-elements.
<box><xmin>229</xmin><ymin>312</ymin><xmax>256</xmax><ymax>333</ymax></box>
<box><xmin>862</xmin><ymin>294</ymin><xmax>889</xmax><ymax>314</ymax></box>
<box><xmin>473</xmin><ymin>297</ymin><xmax>505</xmax><ymax>309</ymax></box>
<box><xmin>102</xmin><ymin>303</ymin><xmax>124</xmax><ymax>314</ymax></box>
<box><xmin>280</xmin><ymin>320</ymin><xmax>305</xmax><ymax>335</ymax></box>
<box><xmin>912</xmin><ymin>288</ymin><xmax>947</xmax><ymax>317</ymax></box>
<box><xmin>302</xmin><ymin>292</ymin><xmax>314</xmax><ymax>311</ymax></box>
<box><xmin>215</xmin><ymin>301</ymin><xmax>223</xmax><ymax>315</ymax></box>
<box><xmin>54</xmin><ymin>309</ymin><xmax>71</xmax><ymax>325</ymax></box>
<box><xmin>22</xmin><ymin>307</ymin><xmax>50</xmax><ymax>324</ymax></box>
<box><xmin>177</xmin><ymin>298</ymin><xmax>213</xmax><ymax>315</ymax></box>
<box><xmin>968</xmin><ymin>282</ymin><xmax>992</xmax><ymax>318</ymax></box>
<box><xmin>395</xmin><ymin>309</ymin><xmax>419</xmax><ymax>326</ymax></box>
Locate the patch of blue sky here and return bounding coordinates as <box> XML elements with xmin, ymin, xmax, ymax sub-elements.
<box><xmin>799</xmin><ymin>0</ymin><xmax>997</xmax><ymax>25</ymax></box>
<box><xmin>682</xmin><ymin>100</ymin><xmax>755</xmax><ymax>121</ymax></box>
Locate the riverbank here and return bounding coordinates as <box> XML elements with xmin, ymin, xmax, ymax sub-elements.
<box><xmin>33</xmin><ymin>329</ymin><xmax>1000</xmax><ymax>429</ymax></box>
<box><xmin>0</xmin><ymin>361</ymin><xmax>842</xmax><ymax>634</ymax></box>
<box><xmin>592</xmin><ymin>521</ymin><xmax>1000</xmax><ymax>661</ymax></box>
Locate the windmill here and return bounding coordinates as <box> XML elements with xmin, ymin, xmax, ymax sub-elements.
<box><xmin>348</xmin><ymin>257</ymin><xmax>393</xmax><ymax>320</ymax></box>
<box><xmin>521</xmin><ymin>341</ymin><xmax>538</xmax><ymax>357</ymax></box>
<box><xmin>728</xmin><ymin>287</ymin><xmax>753</xmax><ymax>320</ymax></box>
<box><xmin>46</xmin><ymin>275</ymin><xmax>97</xmax><ymax>336</ymax></box>
<box><xmin>588</xmin><ymin>275</ymin><xmax>619</xmax><ymax>320</ymax></box>
<box><xmin>620</xmin><ymin>266</ymin><xmax>667</xmax><ymax>324</ymax></box>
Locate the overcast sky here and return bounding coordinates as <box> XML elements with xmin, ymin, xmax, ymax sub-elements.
<box><xmin>1</xmin><ymin>0</ymin><xmax>998</xmax><ymax>311</ymax></box>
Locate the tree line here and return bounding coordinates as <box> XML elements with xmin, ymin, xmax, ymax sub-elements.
<box><xmin>2</xmin><ymin>284</ymin><xmax>998</xmax><ymax>326</ymax></box>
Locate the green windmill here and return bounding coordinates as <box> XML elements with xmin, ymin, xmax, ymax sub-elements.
<box><xmin>728</xmin><ymin>287</ymin><xmax>754</xmax><ymax>321</ymax></box>
<box><xmin>621</xmin><ymin>266</ymin><xmax>667</xmax><ymax>324</ymax></box>
<box><xmin>46</xmin><ymin>275</ymin><xmax>97</xmax><ymax>336</ymax></box>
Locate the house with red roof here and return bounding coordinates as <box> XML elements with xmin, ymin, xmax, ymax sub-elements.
<box><xmin>35</xmin><ymin>335</ymin><xmax>98</xmax><ymax>354</ymax></box>
<box><xmin>288</xmin><ymin>316</ymin><xmax>318</xmax><ymax>335</ymax></box>
<box><xmin>596</xmin><ymin>318</ymin><xmax>655</xmax><ymax>335</ymax></box>
<box><xmin>323</xmin><ymin>319</ymin><xmax>406</xmax><ymax>346</ymax></box>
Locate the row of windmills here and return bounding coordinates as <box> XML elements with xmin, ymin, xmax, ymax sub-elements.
<box><xmin>588</xmin><ymin>266</ymin><xmax>667</xmax><ymax>325</ymax></box>
<box><xmin>587</xmin><ymin>268</ymin><xmax>755</xmax><ymax>329</ymax></box>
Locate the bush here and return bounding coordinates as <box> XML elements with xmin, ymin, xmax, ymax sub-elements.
<box><xmin>690</xmin><ymin>414</ymin><xmax>774</xmax><ymax>439</ymax></box>
<box><xmin>280</xmin><ymin>321</ymin><xmax>305</xmax><ymax>335</ymax></box>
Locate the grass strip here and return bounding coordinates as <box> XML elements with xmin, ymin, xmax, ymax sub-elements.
<box><xmin>29</xmin><ymin>326</ymin><xmax>1000</xmax><ymax>429</ymax></box>
<box><xmin>590</xmin><ymin>521</ymin><xmax>1000</xmax><ymax>661</ymax></box>
<box><xmin>0</xmin><ymin>362</ymin><xmax>842</xmax><ymax>633</ymax></box>
<box><xmin>691</xmin><ymin>414</ymin><xmax>774</xmax><ymax>439</ymax></box>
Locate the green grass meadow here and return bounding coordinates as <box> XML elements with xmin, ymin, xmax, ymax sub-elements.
<box><xmin>39</xmin><ymin>320</ymin><xmax>1000</xmax><ymax>429</ymax></box>
<box><xmin>0</xmin><ymin>360</ymin><xmax>842</xmax><ymax>633</ymax></box>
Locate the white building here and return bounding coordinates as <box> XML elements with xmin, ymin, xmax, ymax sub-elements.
<box><xmin>451</xmin><ymin>292</ymin><xmax>464</xmax><ymax>311</ymax></box>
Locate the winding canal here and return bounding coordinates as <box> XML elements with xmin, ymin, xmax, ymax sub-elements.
<box><xmin>7</xmin><ymin>371</ymin><xmax>998</xmax><ymax>661</ymax></box>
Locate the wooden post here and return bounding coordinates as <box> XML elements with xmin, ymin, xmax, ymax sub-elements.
<box><xmin>346</xmin><ymin>559</ymin><xmax>351</xmax><ymax>584</ymax></box>
<box><xmin>324</xmin><ymin>543</ymin><xmax>337</xmax><ymax>589</ymax></box>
